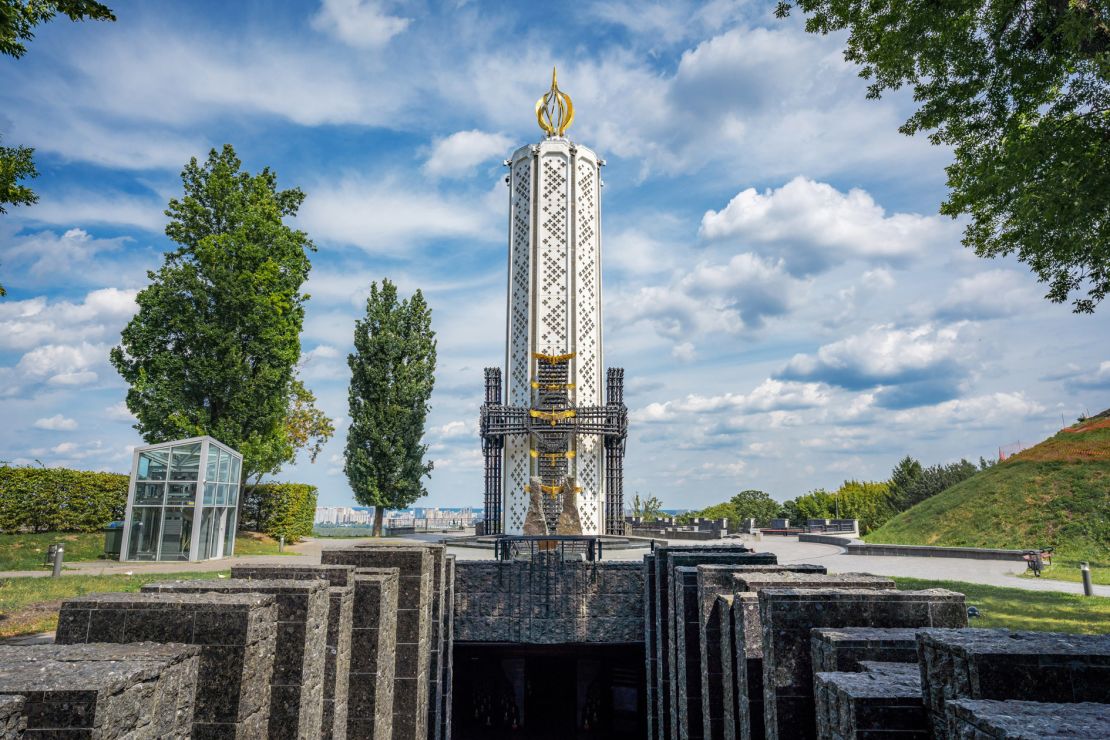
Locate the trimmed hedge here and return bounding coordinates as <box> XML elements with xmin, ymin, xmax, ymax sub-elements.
<box><xmin>0</xmin><ymin>466</ymin><xmax>128</xmax><ymax>533</ymax></box>
<box><xmin>241</xmin><ymin>482</ymin><xmax>317</xmax><ymax>543</ymax></box>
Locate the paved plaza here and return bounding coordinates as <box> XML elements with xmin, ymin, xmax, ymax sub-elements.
<box><xmin>4</xmin><ymin>533</ymin><xmax>1105</xmax><ymax>597</ymax></box>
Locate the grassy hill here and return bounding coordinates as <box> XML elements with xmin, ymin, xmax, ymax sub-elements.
<box><xmin>865</xmin><ymin>412</ymin><xmax>1110</xmax><ymax>566</ymax></box>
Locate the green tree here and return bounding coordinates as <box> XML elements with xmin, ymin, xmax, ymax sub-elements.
<box><xmin>899</xmin><ymin>458</ymin><xmax>982</xmax><ymax>509</ymax></box>
<box><xmin>727</xmin><ymin>489</ymin><xmax>782</xmax><ymax>525</ymax></box>
<box><xmin>111</xmin><ymin>145</ymin><xmax>314</xmax><ymax>489</ymax></box>
<box><xmin>345</xmin><ymin>279</ymin><xmax>437</xmax><ymax>536</ymax></box>
<box><xmin>777</xmin><ymin>0</ymin><xmax>1110</xmax><ymax>312</ymax></box>
<box><xmin>790</xmin><ymin>480</ymin><xmax>897</xmax><ymax>534</ymax></box>
<box><xmin>632</xmin><ymin>493</ymin><xmax>663</xmax><ymax>521</ymax></box>
<box><xmin>887</xmin><ymin>455</ymin><xmax>923</xmax><ymax>509</ymax></box>
<box><xmin>0</xmin><ymin>135</ymin><xmax>37</xmax><ymax>215</ymax></box>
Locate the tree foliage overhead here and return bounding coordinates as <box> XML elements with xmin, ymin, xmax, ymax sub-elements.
<box><xmin>345</xmin><ymin>279</ymin><xmax>437</xmax><ymax>536</ymax></box>
<box><xmin>111</xmin><ymin>145</ymin><xmax>315</xmax><ymax>483</ymax></box>
<box><xmin>0</xmin><ymin>135</ymin><xmax>37</xmax><ymax>215</ymax></box>
<box><xmin>0</xmin><ymin>0</ymin><xmax>115</xmax><ymax>58</ymax></box>
<box><xmin>777</xmin><ymin>0</ymin><xmax>1110</xmax><ymax>312</ymax></box>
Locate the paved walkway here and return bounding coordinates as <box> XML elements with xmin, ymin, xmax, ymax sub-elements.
<box><xmin>2</xmin><ymin>534</ymin><xmax>1105</xmax><ymax>597</ymax></box>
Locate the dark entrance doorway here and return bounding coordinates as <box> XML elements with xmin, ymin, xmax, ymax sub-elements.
<box><xmin>452</xmin><ymin>642</ymin><xmax>644</xmax><ymax>740</ymax></box>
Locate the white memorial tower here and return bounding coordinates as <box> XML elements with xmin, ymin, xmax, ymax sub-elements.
<box><xmin>480</xmin><ymin>70</ymin><xmax>627</xmax><ymax>537</ymax></box>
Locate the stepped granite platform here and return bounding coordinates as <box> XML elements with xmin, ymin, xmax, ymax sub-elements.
<box><xmin>55</xmin><ymin>591</ymin><xmax>277</xmax><ymax>738</ymax></box>
<box><xmin>231</xmin><ymin>564</ymin><xmax>357</xmax><ymax>740</ymax></box>
<box><xmin>721</xmin><ymin>573</ymin><xmax>895</xmax><ymax>740</ymax></box>
<box><xmin>0</xmin><ymin>643</ymin><xmax>200</xmax><ymax>739</ymax></box>
<box><xmin>759</xmin><ymin>588</ymin><xmax>967</xmax><ymax>740</ymax></box>
<box><xmin>141</xmin><ymin>578</ymin><xmax>329</xmax><ymax>740</ymax></box>
<box><xmin>917</xmin><ymin>628</ymin><xmax>1110</xmax><ymax>737</ymax></box>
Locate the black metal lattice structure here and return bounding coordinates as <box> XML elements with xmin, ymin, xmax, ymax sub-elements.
<box><xmin>479</xmin><ymin>360</ymin><xmax>628</xmax><ymax>535</ymax></box>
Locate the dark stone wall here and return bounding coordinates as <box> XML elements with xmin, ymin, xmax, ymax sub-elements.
<box><xmin>0</xmin><ymin>694</ymin><xmax>25</xmax><ymax>738</ymax></box>
<box><xmin>658</xmin><ymin>550</ymin><xmax>778</xmax><ymax>740</ymax></box>
<box><xmin>453</xmin><ymin>559</ymin><xmax>644</xmax><ymax>644</ymax></box>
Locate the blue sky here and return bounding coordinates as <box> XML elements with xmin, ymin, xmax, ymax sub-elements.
<box><xmin>1</xmin><ymin>0</ymin><xmax>1107</xmax><ymax>509</ymax></box>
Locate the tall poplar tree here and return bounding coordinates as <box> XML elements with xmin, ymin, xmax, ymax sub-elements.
<box><xmin>345</xmin><ymin>279</ymin><xmax>437</xmax><ymax>536</ymax></box>
<box><xmin>111</xmin><ymin>145</ymin><xmax>315</xmax><ymax>485</ymax></box>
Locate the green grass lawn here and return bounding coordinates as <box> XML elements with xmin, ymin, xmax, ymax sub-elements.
<box><xmin>0</xmin><ymin>531</ymin><xmax>295</xmax><ymax>571</ymax></box>
<box><xmin>0</xmin><ymin>571</ymin><xmax>225</xmax><ymax>639</ymax></box>
<box><xmin>894</xmin><ymin>577</ymin><xmax>1110</xmax><ymax>634</ymax></box>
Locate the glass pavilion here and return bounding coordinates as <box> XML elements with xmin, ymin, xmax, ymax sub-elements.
<box><xmin>120</xmin><ymin>436</ymin><xmax>242</xmax><ymax>561</ymax></box>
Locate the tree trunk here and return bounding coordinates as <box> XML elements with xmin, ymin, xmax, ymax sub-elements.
<box><xmin>373</xmin><ymin>506</ymin><xmax>384</xmax><ymax>537</ymax></box>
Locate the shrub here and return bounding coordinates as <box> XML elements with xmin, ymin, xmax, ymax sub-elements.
<box><xmin>786</xmin><ymin>480</ymin><xmax>897</xmax><ymax>534</ymax></box>
<box><xmin>240</xmin><ymin>482</ymin><xmax>317</xmax><ymax>543</ymax></box>
<box><xmin>0</xmin><ymin>466</ymin><xmax>128</xmax><ymax>533</ymax></box>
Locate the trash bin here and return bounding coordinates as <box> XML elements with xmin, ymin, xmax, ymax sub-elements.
<box><xmin>103</xmin><ymin>521</ymin><xmax>124</xmax><ymax>559</ymax></box>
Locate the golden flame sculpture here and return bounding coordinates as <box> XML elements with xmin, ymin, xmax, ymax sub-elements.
<box><xmin>535</xmin><ymin>66</ymin><xmax>574</xmax><ymax>137</ymax></box>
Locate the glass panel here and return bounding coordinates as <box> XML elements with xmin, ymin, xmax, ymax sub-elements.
<box><xmin>205</xmin><ymin>446</ymin><xmax>219</xmax><ymax>483</ymax></box>
<box><xmin>229</xmin><ymin>455</ymin><xmax>241</xmax><ymax>485</ymax></box>
<box><xmin>223</xmin><ymin>508</ymin><xmax>237</xmax><ymax>557</ymax></box>
<box><xmin>169</xmin><ymin>443</ymin><xmax>201</xmax><ymax>481</ymax></box>
<box><xmin>218</xmin><ymin>450</ymin><xmax>231</xmax><ymax>483</ymax></box>
<box><xmin>203</xmin><ymin>483</ymin><xmax>216</xmax><ymax>506</ymax></box>
<box><xmin>198</xmin><ymin>508</ymin><xmax>221</xmax><ymax>560</ymax></box>
<box><xmin>166</xmin><ymin>483</ymin><xmax>196</xmax><ymax>506</ymax></box>
<box><xmin>216</xmin><ymin>483</ymin><xmax>227</xmax><ymax>506</ymax></box>
<box><xmin>137</xmin><ymin>450</ymin><xmax>168</xmax><ymax>481</ymax></box>
<box><xmin>134</xmin><ymin>482</ymin><xmax>164</xmax><ymax>505</ymax></box>
<box><xmin>227</xmin><ymin>484</ymin><xmax>238</xmax><ymax>506</ymax></box>
<box><xmin>159</xmin><ymin>507</ymin><xmax>194</xmax><ymax>561</ymax></box>
<box><xmin>127</xmin><ymin>507</ymin><xmax>162</xmax><ymax>561</ymax></box>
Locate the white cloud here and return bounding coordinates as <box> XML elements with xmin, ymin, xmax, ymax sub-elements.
<box><xmin>781</xmin><ymin>323</ymin><xmax>965</xmax><ymax>390</ymax></box>
<box><xmin>0</xmin><ymin>288</ymin><xmax>137</xmax><ymax>351</ymax></box>
<box><xmin>16</xmin><ymin>342</ymin><xmax>106</xmax><ymax>387</ymax></box>
<box><xmin>933</xmin><ymin>269</ymin><xmax>1040</xmax><ymax>321</ymax></box>
<box><xmin>891</xmin><ymin>392</ymin><xmax>1046</xmax><ymax>429</ymax></box>
<box><xmin>311</xmin><ymin>0</ymin><xmax>411</xmax><ymax>49</ymax></box>
<box><xmin>700</xmin><ymin>177</ymin><xmax>953</xmax><ymax>274</ymax></box>
<box><xmin>610</xmin><ymin>253</ymin><xmax>800</xmax><ymax>348</ymax></box>
<box><xmin>105</xmin><ymin>401</ymin><xmax>137</xmax><ymax>422</ymax></box>
<box><xmin>16</xmin><ymin>192</ymin><xmax>166</xmax><ymax>231</ymax></box>
<box><xmin>423</xmin><ymin>130</ymin><xmax>513</xmax><ymax>179</ymax></box>
<box><xmin>34</xmin><ymin>414</ymin><xmax>78</xmax><ymax>431</ymax></box>
<box><xmin>298</xmin><ymin>177</ymin><xmax>497</xmax><ymax>253</ymax></box>
<box><xmin>636</xmin><ymin>379</ymin><xmax>832</xmax><ymax>423</ymax></box>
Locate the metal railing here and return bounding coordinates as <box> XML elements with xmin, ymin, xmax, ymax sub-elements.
<box><xmin>493</xmin><ymin>535</ymin><xmax>604</xmax><ymax>562</ymax></box>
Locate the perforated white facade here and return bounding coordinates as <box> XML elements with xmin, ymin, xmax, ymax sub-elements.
<box><xmin>503</xmin><ymin>139</ymin><xmax>604</xmax><ymax>535</ymax></box>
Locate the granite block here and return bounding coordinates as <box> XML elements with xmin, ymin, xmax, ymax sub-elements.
<box><xmin>56</xmin><ymin>591</ymin><xmax>277</xmax><ymax>738</ymax></box>
<box><xmin>811</xmin><ymin>628</ymin><xmax>922</xmax><ymax>673</ymax></box>
<box><xmin>141</xmin><ymin>578</ymin><xmax>329</xmax><ymax>740</ymax></box>
<box><xmin>0</xmin><ymin>642</ymin><xmax>200</xmax><ymax>738</ymax></box>
<box><xmin>944</xmin><ymin>698</ymin><xmax>1110</xmax><ymax>739</ymax></box>
<box><xmin>814</xmin><ymin>663</ymin><xmax>927</xmax><ymax>740</ymax></box>
<box><xmin>652</xmin><ymin>546</ymin><xmax>775</xmax><ymax>740</ymax></box>
<box><xmin>349</xmin><ymin>569</ymin><xmax>399</xmax><ymax>740</ymax></box>
<box><xmin>696</xmin><ymin>565</ymin><xmax>833</xmax><ymax>740</ymax></box>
